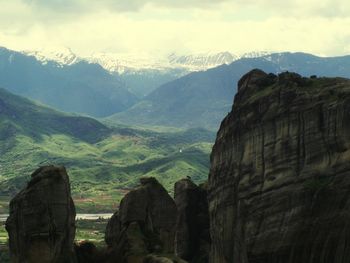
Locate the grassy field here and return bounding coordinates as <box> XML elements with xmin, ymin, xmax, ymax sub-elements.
<box><xmin>0</xmin><ymin>222</ymin><xmax>7</xmax><ymax>245</ymax></box>
<box><xmin>76</xmin><ymin>218</ymin><xmax>108</xmax><ymax>245</ymax></box>
<box><xmin>0</xmin><ymin>87</ymin><xmax>215</xmax><ymax>213</ymax></box>
<box><xmin>0</xmin><ymin>219</ymin><xmax>108</xmax><ymax>246</ymax></box>
<box><xmin>0</xmin><ymin>221</ymin><xmax>9</xmax><ymax>262</ymax></box>
<box><xmin>0</xmin><ymin>218</ymin><xmax>109</xmax><ymax>263</ymax></box>
<box><xmin>0</xmin><ymin>126</ymin><xmax>214</xmax><ymax>213</ymax></box>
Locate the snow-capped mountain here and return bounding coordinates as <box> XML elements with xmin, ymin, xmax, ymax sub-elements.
<box><xmin>167</xmin><ymin>51</ymin><xmax>239</xmax><ymax>71</ymax></box>
<box><xmin>21</xmin><ymin>48</ymin><xmax>272</xmax><ymax>74</ymax></box>
<box><xmin>241</xmin><ymin>51</ymin><xmax>272</xmax><ymax>59</ymax></box>
<box><xmin>19</xmin><ymin>48</ymin><xmax>272</xmax><ymax>97</ymax></box>
<box><xmin>87</xmin><ymin>51</ymin><xmax>273</xmax><ymax>73</ymax></box>
<box><xmin>87</xmin><ymin>53</ymin><xmax>171</xmax><ymax>74</ymax></box>
<box><xmin>23</xmin><ymin>47</ymin><xmax>80</xmax><ymax>66</ymax></box>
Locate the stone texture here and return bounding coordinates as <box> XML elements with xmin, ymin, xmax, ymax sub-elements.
<box><xmin>143</xmin><ymin>254</ymin><xmax>187</xmax><ymax>263</ymax></box>
<box><xmin>208</xmin><ymin>70</ymin><xmax>350</xmax><ymax>263</ymax></box>
<box><xmin>6</xmin><ymin>166</ymin><xmax>76</xmax><ymax>263</ymax></box>
<box><xmin>105</xmin><ymin>177</ymin><xmax>178</xmax><ymax>262</ymax></box>
<box><xmin>174</xmin><ymin>179</ymin><xmax>210</xmax><ymax>262</ymax></box>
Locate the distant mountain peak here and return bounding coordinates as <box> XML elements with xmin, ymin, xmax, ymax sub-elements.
<box><xmin>241</xmin><ymin>51</ymin><xmax>272</xmax><ymax>59</ymax></box>
<box><xmin>23</xmin><ymin>46</ymin><xmax>80</xmax><ymax>66</ymax></box>
<box><xmin>167</xmin><ymin>51</ymin><xmax>239</xmax><ymax>70</ymax></box>
<box><xmin>87</xmin><ymin>52</ymin><xmax>169</xmax><ymax>74</ymax></box>
<box><xmin>87</xmin><ymin>50</ymin><xmax>246</xmax><ymax>74</ymax></box>
<box><xmin>19</xmin><ymin>46</ymin><xmax>272</xmax><ymax>74</ymax></box>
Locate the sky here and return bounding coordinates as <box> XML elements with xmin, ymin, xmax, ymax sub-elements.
<box><xmin>0</xmin><ymin>0</ymin><xmax>350</xmax><ymax>57</ymax></box>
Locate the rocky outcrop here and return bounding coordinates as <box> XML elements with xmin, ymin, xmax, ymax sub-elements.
<box><xmin>208</xmin><ymin>69</ymin><xmax>350</xmax><ymax>262</ymax></box>
<box><xmin>105</xmin><ymin>177</ymin><xmax>178</xmax><ymax>262</ymax></box>
<box><xmin>6</xmin><ymin>166</ymin><xmax>76</xmax><ymax>263</ymax></box>
<box><xmin>174</xmin><ymin>179</ymin><xmax>210</xmax><ymax>262</ymax></box>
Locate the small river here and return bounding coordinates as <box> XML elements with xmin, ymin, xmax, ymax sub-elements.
<box><xmin>0</xmin><ymin>213</ymin><xmax>113</xmax><ymax>222</ymax></box>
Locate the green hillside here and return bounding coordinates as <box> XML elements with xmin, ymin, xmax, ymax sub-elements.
<box><xmin>0</xmin><ymin>88</ymin><xmax>214</xmax><ymax>213</ymax></box>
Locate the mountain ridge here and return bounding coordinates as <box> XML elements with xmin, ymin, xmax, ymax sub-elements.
<box><xmin>0</xmin><ymin>87</ymin><xmax>111</xmax><ymax>143</ymax></box>
<box><xmin>23</xmin><ymin>48</ymin><xmax>272</xmax><ymax>73</ymax></box>
<box><xmin>0</xmin><ymin>47</ymin><xmax>139</xmax><ymax>117</ymax></box>
<box><xmin>109</xmin><ymin>52</ymin><xmax>350</xmax><ymax>130</ymax></box>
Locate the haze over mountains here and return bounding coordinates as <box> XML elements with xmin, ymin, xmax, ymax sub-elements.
<box><xmin>23</xmin><ymin>48</ymin><xmax>271</xmax><ymax>97</ymax></box>
<box><xmin>24</xmin><ymin>47</ymin><xmax>270</xmax><ymax>73</ymax></box>
<box><xmin>2</xmin><ymin>46</ymin><xmax>350</xmax><ymax>131</ymax></box>
<box><xmin>111</xmin><ymin>52</ymin><xmax>350</xmax><ymax>129</ymax></box>
<box><xmin>0</xmin><ymin>47</ymin><xmax>138</xmax><ymax>117</ymax></box>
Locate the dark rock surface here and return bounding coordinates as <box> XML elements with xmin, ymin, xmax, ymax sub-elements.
<box><xmin>174</xmin><ymin>179</ymin><xmax>210</xmax><ymax>262</ymax></box>
<box><xmin>5</xmin><ymin>166</ymin><xmax>76</xmax><ymax>263</ymax></box>
<box><xmin>143</xmin><ymin>255</ymin><xmax>180</xmax><ymax>263</ymax></box>
<box><xmin>105</xmin><ymin>177</ymin><xmax>178</xmax><ymax>262</ymax></box>
<box><xmin>208</xmin><ymin>69</ymin><xmax>350</xmax><ymax>262</ymax></box>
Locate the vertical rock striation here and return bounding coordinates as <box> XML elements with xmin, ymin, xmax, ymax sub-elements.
<box><xmin>6</xmin><ymin>166</ymin><xmax>76</xmax><ymax>263</ymax></box>
<box><xmin>174</xmin><ymin>179</ymin><xmax>210</xmax><ymax>263</ymax></box>
<box><xmin>208</xmin><ymin>69</ymin><xmax>350</xmax><ymax>262</ymax></box>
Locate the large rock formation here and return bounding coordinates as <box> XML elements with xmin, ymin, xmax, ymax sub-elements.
<box><xmin>105</xmin><ymin>177</ymin><xmax>179</xmax><ymax>262</ymax></box>
<box><xmin>208</xmin><ymin>69</ymin><xmax>350</xmax><ymax>262</ymax></box>
<box><xmin>174</xmin><ymin>179</ymin><xmax>210</xmax><ymax>263</ymax></box>
<box><xmin>6</xmin><ymin>166</ymin><xmax>76</xmax><ymax>263</ymax></box>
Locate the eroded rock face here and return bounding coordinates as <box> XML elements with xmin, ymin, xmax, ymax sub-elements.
<box><xmin>208</xmin><ymin>70</ymin><xmax>350</xmax><ymax>262</ymax></box>
<box><xmin>6</xmin><ymin>166</ymin><xmax>76</xmax><ymax>263</ymax></box>
<box><xmin>174</xmin><ymin>179</ymin><xmax>210</xmax><ymax>263</ymax></box>
<box><xmin>144</xmin><ymin>255</ymin><xmax>186</xmax><ymax>263</ymax></box>
<box><xmin>105</xmin><ymin>177</ymin><xmax>178</xmax><ymax>262</ymax></box>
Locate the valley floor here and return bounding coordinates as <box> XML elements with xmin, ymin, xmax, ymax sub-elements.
<box><xmin>0</xmin><ymin>217</ymin><xmax>109</xmax><ymax>262</ymax></box>
<box><xmin>0</xmin><ymin>126</ymin><xmax>214</xmax><ymax>213</ymax></box>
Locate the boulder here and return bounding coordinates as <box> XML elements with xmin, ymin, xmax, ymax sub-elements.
<box><xmin>6</xmin><ymin>166</ymin><xmax>76</xmax><ymax>263</ymax></box>
<box><xmin>105</xmin><ymin>177</ymin><xmax>177</xmax><ymax>262</ymax></box>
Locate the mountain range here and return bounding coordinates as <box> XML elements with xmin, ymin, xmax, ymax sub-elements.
<box><xmin>25</xmin><ymin>48</ymin><xmax>270</xmax><ymax>73</ymax></box>
<box><xmin>24</xmin><ymin>48</ymin><xmax>271</xmax><ymax>97</ymax></box>
<box><xmin>110</xmin><ymin>52</ymin><xmax>350</xmax><ymax>130</ymax></box>
<box><xmin>3</xmin><ymin>47</ymin><xmax>350</xmax><ymax>131</ymax></box>
<box><xmin>0</xmin><ymin>46</ymin><xmax>273</xmax><ymax>119</ymax></box>
<box><xmin>0</xmin><ymin>47</ymin><xmax>138</xmax><ymax>117</ymax></box>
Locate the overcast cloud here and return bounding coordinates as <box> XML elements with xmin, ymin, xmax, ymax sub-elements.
<box><xmin>0</xmin><ymin>0</ymin><xmax>349</xmax><ymax>57</ymax></box>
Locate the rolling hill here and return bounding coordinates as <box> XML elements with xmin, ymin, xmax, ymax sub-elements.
<box><xmin>0</xmin><ymin>88</ymin><xmax>214</xmax><ymax>213</ymax></box>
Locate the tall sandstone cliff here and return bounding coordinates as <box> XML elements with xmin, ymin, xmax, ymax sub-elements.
<box><xmin>6</xmin><ymin>166</ymin><xmax>76</xmax><ymax>263</ymax></box>
<box><xmin>208</xmin><ymin>69</ymin><xmax>350</xmax><ymax>262</ymax></box>
<box><xmin>174</xmin><ymin>179</ymin><xmax>210</xmax><ymax>262</ymax></box>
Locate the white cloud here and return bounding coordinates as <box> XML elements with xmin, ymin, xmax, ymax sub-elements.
<box><xmin>15</xmin><ymin>0</ymin><xmax>350</xmax><ymax>17</ymax></box>
<box><xmin>0</xmin><ymin>0</ymin><xmax>349</xmax><ymax>57</ymax></box>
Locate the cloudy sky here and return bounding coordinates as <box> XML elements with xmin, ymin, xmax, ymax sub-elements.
<box><xmin>0</xmin><ymin>0</ymin><xmax>349</xmax><ymax>57</ymax></box>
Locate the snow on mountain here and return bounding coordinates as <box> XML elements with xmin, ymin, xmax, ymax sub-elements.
<box><xmin>88</xmin><ymin>51</ymin><xmax>269</xmax><ymax>73</ymax></box>
<box><xmin>86</xmin><ymin>51</ymin><xmax>240</xmax><ymax>74</ymax></box>
<box><xmin>241</xmin><ymin>51</ymin><xmax>272</xmax><ymax>59</ymax></box>
<box><xmin>23</xmin><ymin>47</ymin><xmax>80</xmax><ymax>66</ymax></box>
<box><xmin>87</xmin><ymin>53</ymin><xmax>171</xmax><ymax>74</ymax></box>
<box><xmin>21</xmin><ymin>47</ymin><xmax>272</xmax><ymax>73</ymax></box>
<box><xmin>167</xmin><ymin>51</ymin><xmax>273</xmax><ymax>71</ymax></box>
<box><xmin>167</xmin><ymin>51</ymin><xmax>239</xmax><ymax>71</ymax></box>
